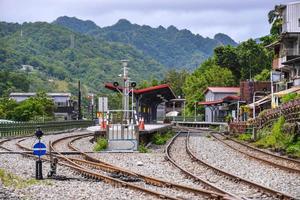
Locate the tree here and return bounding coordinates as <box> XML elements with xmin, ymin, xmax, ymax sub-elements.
<box><xmin>268</xmin><ymin>5</ymin><xmax>283</xmax><ymax>36</ymax></box>
<box><xmin>237</xmin><ymin>39</ymin><xmax>272</xmax><ymax>80</ymax></box>
<box><xmin>183</xmin><ymin>61</ymin><xmax>235</xmax><ymax>114</ymax></box>
<box><xmin>163</xmin><ymin>69</ymin><xmax>189</xmax><ymax>97</ymax></box>
<box><xmin>254</xmin><ymin>69</ymin><xmax>270</xmax><ymax>81</ymax></box>
<box><xmin>214</xmin><ymin>46</ymin><xmax>240</xmax><ymax>83</ymax></box>
<box><xmin>9</xmin><ymin>92</ymin><xmax>55</xmax><ymax>121</ymax></box>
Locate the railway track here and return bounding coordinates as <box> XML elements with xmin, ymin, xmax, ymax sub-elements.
<box><xmin>166</xmin><ymin>130</ymin><xmax>296</xmax><ymax>200</ymax></box>
<box><xmin>13</xmin><ymin>131</ymin><xmax>234</xmax><ymax>200</ymax></box>
<box><xmin>57</xmin><ymin>133</ymin><xmax>235</xmax><ymax>200</ymax></box>
<box><xmin>210</xmin><ymin>132</ymin><xmax>300</xmax><ymax>174</ymax></box>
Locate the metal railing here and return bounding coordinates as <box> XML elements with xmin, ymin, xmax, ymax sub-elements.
<box><xmin>157</xmin><ymin>116</ymin><xmax>204</xmax><ymax>122</ymax></box>
<box><xmin>0</xmin><ymin>120</ymin><xmax>93</xmax><ymax>138</ymax></box>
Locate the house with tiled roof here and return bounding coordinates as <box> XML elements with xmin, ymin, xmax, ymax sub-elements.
<box><xmin>199</xmin><ymin>87</ymin><xmax>240</xmax><ymax>122</ymax></box>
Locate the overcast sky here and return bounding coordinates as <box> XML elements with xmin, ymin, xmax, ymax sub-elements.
<box><xmin>0</xmin><ymin>0</ymin><xmax>297</xmax><ymax>42</ymax></box>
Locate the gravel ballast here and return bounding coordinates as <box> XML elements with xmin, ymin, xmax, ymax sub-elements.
<box><xmin>189</xmin><ymin>131</ymin><xmax>300</xmax><ymax>198</ymax></box>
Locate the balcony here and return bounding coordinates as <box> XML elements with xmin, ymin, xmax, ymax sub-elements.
<box><xmin>280</xmin><ymin>48</ymin><xmax>300</xmax><ymax>57</ymax></box>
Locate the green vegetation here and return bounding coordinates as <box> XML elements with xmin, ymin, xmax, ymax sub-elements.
<box><xmin>0</xmin><ymin>168</ymin><xmax>48</xmax><ymax>188</ymax></box>
<box><xmin>54</xmin><ymin>16</ymin><xmax>237</xmax><ymax>70</ymax></box>
<box><xmin>254</xmin><ymin>117</ymin><xmax>300</xmax><ymax>158</ymax></box>
<box><xmin>0</xmin><ymin>21</ymin><xmax>165</xmax><ymax>94</ymax></box>
<box><xmin>281</xmin><ymin>93</ymin><xmax>300</xmax><ymax>104</ymax></box>
<box><xmin>237</xmin><ymin>133</ymin><xmax>252</xmax><ymax>141</ymax></box>
<box><xmin>93</xmin><ymin>137</ymin><xmax>108</xmax><ymax>151</ymax></box>
<box><xmin>254</xmin><ymin>69</ymin><xmax>270</xmax><ymax>81</ymax></box>
<box><xmin>183</xmin><ymin>59</ymin><xmax>236</xmax><ymax>114</ymax></box>
<box><xmin>0</xmin><ymin>71</ymin><xmax>30</xmax><ymax>97</ymax></box>
<box><xmin>0</xmin><ymin>92</ymin><xmax>55</xmax><ymax>121</ymax></box>
<box><xmin>152</xmin><ymin>131</ymin><xmax>175</xmax><ymax>145</ymax></box>
<box><xmin>138</xmin><ymin>142</ymin><xmax>149</xmax><ymax>153</ymax></box>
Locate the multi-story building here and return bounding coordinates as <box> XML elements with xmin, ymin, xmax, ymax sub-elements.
<box><xmin>270</xmin><ymin>2</ymin><xmax>300</xmax><ymax>91</ymax></box>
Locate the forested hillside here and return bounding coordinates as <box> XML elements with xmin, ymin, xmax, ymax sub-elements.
<box><xmin>54</xmin><ymin>16</ymin><xmax>238</xmax><ymax>70</ymax></box>
<box><xmin>0</xmin><ymin>21</ymin><xmax>165</xmax><ymax>94</ymax></box>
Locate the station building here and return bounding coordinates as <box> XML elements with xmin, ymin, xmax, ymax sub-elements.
<box><xmin>105</xmin><ymin>83</ymin><xmax>176</xmax><ymax>123</ymax></box>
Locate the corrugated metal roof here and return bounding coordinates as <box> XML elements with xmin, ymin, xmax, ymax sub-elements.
<box><xmin>205</xmin><ymin>87</ymin><xmax>240</xmax><ymax>94</ymax></box>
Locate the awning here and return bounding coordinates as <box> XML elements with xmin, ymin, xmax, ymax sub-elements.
<box><xmin>274</xmin><ymin>86</ymin><xmax>300</xmax><ymax>97</ymax></box>
<box><xmin>248</xmin><ymin>95</ymin><xmax>271</xmax><ymax>109</ymax></box>
<box><xmin>198</xmin><ymin>95</ymin><xmax>240</xmax><ymax>106</ymax></box>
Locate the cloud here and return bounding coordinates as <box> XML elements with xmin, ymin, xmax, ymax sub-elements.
<box><xmin>0</xmin><ymin>0</ymin><xmax>296</xmax><ymax>41</ymax></box>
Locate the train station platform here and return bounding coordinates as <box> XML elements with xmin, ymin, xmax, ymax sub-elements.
<box><xmin>87</xmin><ymin>123</ymin><xmax>172</xmax><ymax>152</ymax></box>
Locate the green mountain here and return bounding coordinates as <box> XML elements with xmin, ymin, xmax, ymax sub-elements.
<box><xmin>54</xmin><ymin>16</ymin><xmax>238</xmax><ymax>70</ymax></box>
<box><xmin>0</xmin><ymin>21</ymin><xmax>165</xmax><ymax>94</ymax></box>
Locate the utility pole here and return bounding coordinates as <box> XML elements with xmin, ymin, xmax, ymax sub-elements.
<box><xmin>78</xmin><ymin>79</ymin><xmax>82</xmax><ymax>120</ymax></box>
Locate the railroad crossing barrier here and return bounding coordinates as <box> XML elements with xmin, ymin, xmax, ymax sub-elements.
<box><xmin>0</xmin><ymin>120</ymin><xmax>93</xmax><ymax>138</ymax></box>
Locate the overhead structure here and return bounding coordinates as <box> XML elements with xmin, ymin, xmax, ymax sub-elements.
<box><xmin>105</xmin><ymin>83</ymin><xmax>176</xmax><ymax>123</ymax></box>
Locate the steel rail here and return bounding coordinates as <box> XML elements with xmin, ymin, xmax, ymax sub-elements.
<box><xmin>165</xmin><ymin>131</ymin><xmax>241</xmax><ymax>200</ymax></box>
<box><xmin>185</xmin><ymin>129</ymin><xmax>296</xmax><ymax>200</ymax></box>
<box><xmin>224</xmin><ymin>134</ymin><xmax>300</xmax><ymax>164</ymax></box>
<box><xmin>210</xmin><ymin>132</ymin><xmax>300</xmax><ymax>174</ymax></box>
<box><xmin>67</xmin><ymin>134</ymin><xmax>233</xmax><ymax>200</ymax></box>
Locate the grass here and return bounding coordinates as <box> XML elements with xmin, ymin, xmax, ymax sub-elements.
<box><xmin>138</xmin><ymin>143</ymin><xmax>149</xmax><ymax>153</ymax></box>
<box><xmin>253</xmin><ymin>116</ymin><xmax>300</xmax><ymax>158</ymax></box>
<box><xmin>152</xmin><ymin>131</ymin><xmax>175</xmax><ymax>145</ymax></box>
<box><xmin>0</xmin><ymin>168</ymin><xmax>47</xmax><ymax>189</ymax></box>
<box><xmin>93</xmin><ymin>137</ymin><xmax>108</xmax><ymax>151</ymax></box>
<box><xmin>237</xmin><ymin>133</ymin><xmax>252</xmax><ymax>141</ymax></box>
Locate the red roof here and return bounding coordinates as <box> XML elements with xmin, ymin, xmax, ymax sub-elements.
<box><xmin>105</xmin><ymin>83</ymin><xmax>176</xmax><ymax>97</ymax></box>
<box><xmin>198</xmin><ymin>95</ymin><xmax>240</xmax><ymax>106</ymax></box>
<box><xmin>204</xmin><ymin>87</ymin><xmax>240</xmax><ymax>94</ymax></box>
<box><xmin>134</xmin><ymin>84</ymin><xmax>171</xmax><ymax>94</ymax></box>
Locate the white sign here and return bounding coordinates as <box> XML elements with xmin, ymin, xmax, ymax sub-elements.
<box><xmin>98</xmin><ymin>97</ymin><xmax>108</xmax><ymax>112</ymax></box>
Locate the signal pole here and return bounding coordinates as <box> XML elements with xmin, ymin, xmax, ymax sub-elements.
<box><xmin>121</xmin><ymin>60</ymin><xmax>129</xmax><ymax>122</ymax></box>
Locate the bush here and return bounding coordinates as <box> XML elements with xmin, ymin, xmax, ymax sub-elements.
<box><xmin>152</xmin><ymin>131</ymin><xmax>174</xmax><ymax>145</ymax></box>
<box><xmin>286</xmin><ymin>141</ymin><xmax>300</xmax><ymax>158</ymax></box>
<box><xmin>254</xmin><ymin>116</ymin><xmax>285</xmax><ymax>148</ymax></box>
<box><xmin>281</xmin><ymin>93</ymin><xmax>300</xmax><ymax>103</ymax></box>
<box><xmin>138</xmin><ymin>143</ymin><xmax>149</xmax><ymax>153</ymax></box>
<box><xmin>93</xmin><ymin>137</ymin><xmax>108</xmax><ymax>151</ymax></box>
<box><xmin>238</xmin><ymin>133</ymin><xmax>252</xmax><ymax>141</ymax></box>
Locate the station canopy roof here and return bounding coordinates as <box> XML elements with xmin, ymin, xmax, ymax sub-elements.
<box><xmin>105</xmin><ymin>83</ymin><xmax>176</xmax><ymax>105</ymax></box>
<box><xmin>198</xmin><ymin>95</ymin><xmax>240</xmax><ymax>106</ymax></box>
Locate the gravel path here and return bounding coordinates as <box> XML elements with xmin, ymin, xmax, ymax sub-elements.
<box><xmin>189</xmin><ymin>131</ymin><xmax>300</xmax><ymax>199</ymax></box>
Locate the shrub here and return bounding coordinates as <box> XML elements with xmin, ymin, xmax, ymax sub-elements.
<box><xmin>93</xmin><ymin>137</ymin><xmax>108</xmax><ymax>151</ymax></box>
<box><xmin>138</xmin><ymin>143</ymin><xmax>149</xmax><ymax>153</ymax></box>
<box><xmin>238</xmin><ymin>133</ymin><xmax>252</xmax><ymax>141</ymax></box>
<box><xmin>152</xmin><ymin>131</ymin><xmax>174</xmax><ymax>145</ymax></box>
<box><xmin>281</xmin><ymin>93</ymin><xmax>300</xmax><ymax>103</ymax></box>
<box><xmin>286</xmin><ymin>141</ymin><xmax>300</xmax><ymax>158</ymax></box>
